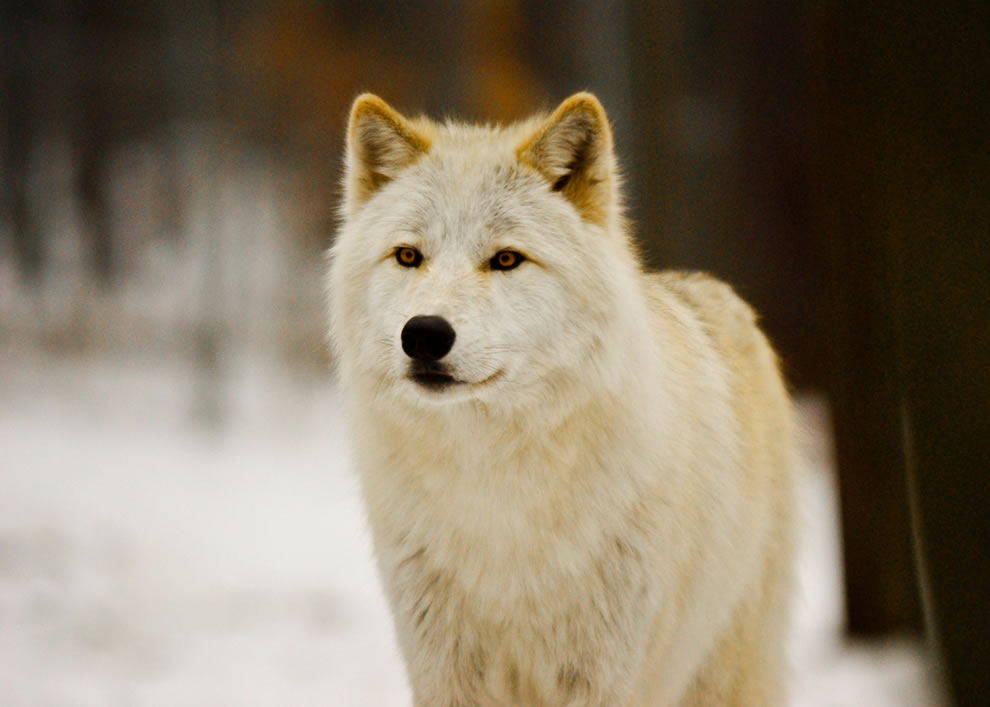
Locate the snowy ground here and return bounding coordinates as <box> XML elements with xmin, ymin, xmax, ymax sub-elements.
<box><xmin>0</xmin><ymin>345</ymin><xmax>944</xmax><ymax>706</ymax></box>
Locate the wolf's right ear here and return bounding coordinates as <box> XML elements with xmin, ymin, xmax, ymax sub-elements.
<box><xmin>516</xmin><ymin>93</ymin><xmax>617</xmax><ymax>227</ymax></box>
<box><xmin>344</xmin><ymin>94</ymin><xmax>430</xmax><ymax>217</ymax></box>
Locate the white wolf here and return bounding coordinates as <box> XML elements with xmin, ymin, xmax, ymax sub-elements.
<box><xmin>327</xmin><ymin>92</ymin><xmax>796</xmax><ymax>706</ymax></box>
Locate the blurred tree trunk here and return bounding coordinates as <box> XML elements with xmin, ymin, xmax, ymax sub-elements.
<box><xmin>2</xmin><ymin>70</ymin><xmax>42</xmax><ymax>283</ymax></box>
<box><xmin>811</xmin><ymin>1</ymin><xmax>990</xmax><ymax>701</ymax></box>
<box><xmin>807</xmin><ymin>0</ymin><xmax>923</xmax><ymax>638</ymax></box>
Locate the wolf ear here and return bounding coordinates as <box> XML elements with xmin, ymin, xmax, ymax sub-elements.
<box><xmin>344</xmin><ymin>94</ymin><xmax>430</xmax><ymax>216</ymax></box>
<box><xmin>517</xmin><ymin>92</ymin><xmax>617</xmax><ymax>226</ymax></box>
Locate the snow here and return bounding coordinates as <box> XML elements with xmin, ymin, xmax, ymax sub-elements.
<box><xmin>0</xmin><ymin>345</ymin><xmax>943</xmax><ymax>705</ymax></box>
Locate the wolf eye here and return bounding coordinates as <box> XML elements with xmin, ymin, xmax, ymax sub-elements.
<box><xmin>490</xmin><ymin>250</ymin><xmax>525</xmax><ymax>271</ymax></box>
<box><xmin>395</xmin><ymin>247</ymin><xmax>423</xmax><ymax>268</ymax></box>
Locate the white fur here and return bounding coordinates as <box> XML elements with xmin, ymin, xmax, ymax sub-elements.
<box><xmin>328</xmin><ymin>93</ymin><xmax>796</xmax><ymax>706</ymax></box>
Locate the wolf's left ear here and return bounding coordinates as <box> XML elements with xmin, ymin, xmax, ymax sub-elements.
<box><xmin>517</xmin><ymin>93</ymin><xmax>617</xmax><ymax>226</ymax></box>
<box><xmin>344</xmin><ymin>94</ymin><xmax>430</xmax><ymax>217</ymax></box>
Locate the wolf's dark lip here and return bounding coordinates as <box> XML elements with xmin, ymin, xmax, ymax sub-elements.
<box><xmin>408</xmin><ymin>368</ymin><xmax>504</xmax><ymax>392</ymax></box>
<box><xmin>410</xmin><ymin>371</ymin><xmax>459</xmax><ymax>390</ymax></box>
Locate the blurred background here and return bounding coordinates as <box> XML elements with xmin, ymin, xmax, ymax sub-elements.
<box><xmin>2</xmin><ymin>1</ymin><xmax>987</xmax><ymax>705</ymax></box>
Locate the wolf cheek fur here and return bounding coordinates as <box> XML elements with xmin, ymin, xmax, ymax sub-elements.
<box><xmin>327</xmin><ymin>92</ymin><xmax>797</xmax><ymax>706</ymax></box>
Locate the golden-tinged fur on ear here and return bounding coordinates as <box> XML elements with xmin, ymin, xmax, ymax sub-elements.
<box><xmin>516</xmin><ymin>92</ymin><xmax>617</xmax><ymax>228</ymax></box>
<box><xmin>344</xmin><ymin>93</ymin><xmax>432</xmax><ymax>217</ymax></box>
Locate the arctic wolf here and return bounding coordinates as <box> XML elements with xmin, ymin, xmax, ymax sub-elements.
<box><xmin>327</xmin><ymin>92</ymin><xmax>796</xmax><ymax>706</ymax></box>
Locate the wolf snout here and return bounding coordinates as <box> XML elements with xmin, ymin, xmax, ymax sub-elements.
<box><xmin>401</xmin><ymin>315</ymin><xmax>456</xmax><ymax>361</ymax></box>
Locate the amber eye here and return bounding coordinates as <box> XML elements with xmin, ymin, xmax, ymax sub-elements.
<box><xmin>395</xmin><ymin>247</ymin><xmax>423</xmax><ymax>268</ymax></box>
<box><xmin>490</xmin><ymin>250</ymin><xmax>525</xmax><ymax>271</ymax></box>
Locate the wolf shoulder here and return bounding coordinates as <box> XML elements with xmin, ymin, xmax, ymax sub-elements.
<box><xmin>642</xmin><ymin>268</ymin><xmax>793</xmax><ymax>462</ymax></box>
<box><xmin>645</xmin><ymin>270</ymin><xmax>783</xmax><ymax>377</ymax></box>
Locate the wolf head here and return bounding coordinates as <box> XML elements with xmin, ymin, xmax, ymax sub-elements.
<box><xmin>329</xmin><ymin>93</ymin><xmax>646</xmax><ymax>413</ymax></box>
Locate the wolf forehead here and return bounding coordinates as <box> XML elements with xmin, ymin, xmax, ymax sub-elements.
<box><xmin>364</xmin><ymin>117</ymin><xmax>559</xmax><ymax>197</ymax></box>
<box><xmin>345</xmin><ymin>156</ymin><xmax>574</xmax><ymax>263</ymax></box>
<box><xmin>368</xmin><ymin>165</ymin><xmax>552</xmax><ymax>237</ymax></box>
<box><xmin>360</xmin><ymin>115</ymin><xmax>548</xmax><ymax>195</ymax></box>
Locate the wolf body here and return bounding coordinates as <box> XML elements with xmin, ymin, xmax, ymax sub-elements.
<box><xmin>328</xmin><ymin>93</ymin><xmax>796</xmax><ymax>706</ymax></box>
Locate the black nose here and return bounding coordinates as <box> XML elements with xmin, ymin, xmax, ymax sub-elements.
<box><xmin>401</xmin><ymin>315</ymin><xmax>456</xmax><ymax>361</ymax></box>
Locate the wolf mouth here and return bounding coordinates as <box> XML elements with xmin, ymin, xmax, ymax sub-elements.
<box><xmin>407</xmin><ymin>361</ymin><xmax>457</xmax><ymax>390</ymax></box>
<box><xmin>410</xmin><ymin>371</ymin><xmax>457</xmax><ymax>390</ymax></box>
<box><xmin>407</xmin><ymin>365</ymin><xmax>503</xmax><ymax>392</ymax></box>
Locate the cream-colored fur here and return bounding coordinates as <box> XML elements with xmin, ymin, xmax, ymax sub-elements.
<box><xmin>327</xmin><ymin>92</ymin><xmax>796</xmax><ymax>706</ymax></box>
